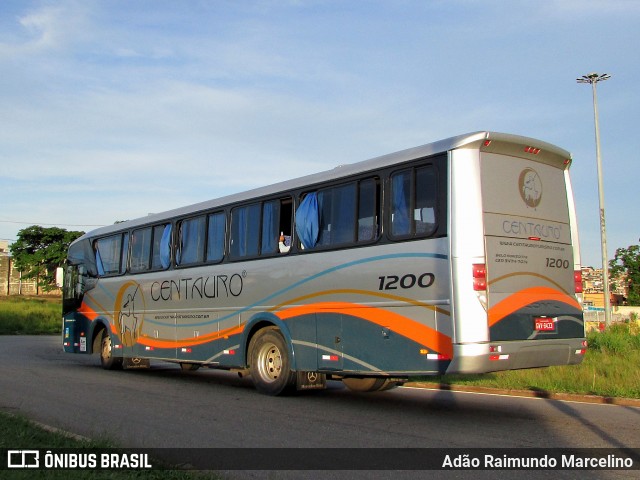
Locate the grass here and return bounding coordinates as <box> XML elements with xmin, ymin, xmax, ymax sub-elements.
<box><xmin>0</xmin><ymin>296</ymin><xmax>61</xmax><ymax>335</ymax></box>
<box><xmin>416</xmin><ymin>322</ymin><xmax>640</xmax><ymax>399</ymax></box>
<box><xmin>0</xmin><ymin>411</ymin><xmax>218</xmax><ymax>479</ymax></box>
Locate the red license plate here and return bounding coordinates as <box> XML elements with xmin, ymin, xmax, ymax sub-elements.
<box><xmin>534</xmin><ymin>317</ymin><xmax>556</xmax><ymax>332</ymax></box>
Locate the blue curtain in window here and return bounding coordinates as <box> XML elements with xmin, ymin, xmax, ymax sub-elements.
<box><xmin>160</xmin><ymin>224</ymin><xmax>172</xmax><ymax>269</ymax></box>
<box><xmin>392</xmin><ymin>174</ymin><xmax>410</xmax><ymax>236</ymax></box>
<box><xmin>295</xmin><ymin>193</ymin><xmax>319</xmax><ymax>249</ymax></box>
<box><xmin>179</xmin><ymin>218</ymin><xmax>204</xmax><ymax>265</ymax></box>
<box><xmin>207</xmin><ymin>213</ymin><xmax>225</xmax><ymax>262</ymax></box>
<box><xmin>261</xmin><ymin>201</ymin><xmax>279</xmax><ymax>254</ymax></box>
<box><xmin>120</xmin><ymin>233</ymin><xmax>129</xmax><ymax>273</ymax></box>
<box><xmin>233</xmin><ymin>207</ymin><xmax>247</xmax><ymax>257</ymax></box>
<box><xmin>95</xmin><ymin>248</ymin><xmax>105</xmax><ymax>276</ymax></box>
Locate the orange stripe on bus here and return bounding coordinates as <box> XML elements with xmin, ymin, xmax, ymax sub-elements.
<box><xmin>137</xmin><ymin>324</ymin><xmax>244</xmax><ymax>349</ymax></box>
<box><xmin>275</xmin><ymin>301</ymin><xmax>453</xmax><ymax>359</ymax></box>
<box><xmin>271</xmin><ymin>288</ymin><xmax>451</xmax><ymax>316</ymax></box>
<box><xmin>78</xmin><ymin>302</ymin><xmax>99</xmax><ymax>322</ymax></box>
<box><xmin>488</xmin><ymin>286</ymin><xmax>582</xmax><ymax>327</ymax></box>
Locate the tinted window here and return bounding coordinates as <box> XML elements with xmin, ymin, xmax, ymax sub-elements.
<box><xmin>131</xmin><ymin>223</ymin><xmax>172</xmax><ymax>272</ymax></box>
<box><xmin>177</xmin><ymin>216</ymin><xmax>206</xmax><ymax>266</ymax></box>
<box><xmin>230</xmin><ymin>203</ymin><xmax>261</xmax><ymax>258</ymax></box>
<box><xmin>318</xmin><ymin>183</ymin><xmax>356</xmax><ymax>246</ymax></box>
<box><xmin>297</xmin><ymin>179</ymin><xmax>378</xmax><ymax>250</ymax></box>
<box><xmin>130</xmin><ymin>227</ymin><xmax>152</xmax><ymax>272</ymax></box>
<box><xmin>95</xmin><ymin>235</ymin><xmax>123</xmax><ymax>276</ymax></box>
<box><xmin>151</xmin><ymin>224</ymin><xmax>172</xmax><ymax>269</ymax></box>
<box><xmin>358</xmin><ymin>178</ymin><xmax>378</xmax><ymax>242</ymax></box>
<box><xmin>206</xmin><ymin>212</ymin><xmax>225</xmax><ymax>263</ymax></box>
<box><xmin>261</xmin><ymin>200</ymin><xmax>280</xmax><ymax>255</ymax></box>
<box><xmin>390</xmin><ymin>165</ymin><xmax>437</xmax><ymax>238</ymax></box>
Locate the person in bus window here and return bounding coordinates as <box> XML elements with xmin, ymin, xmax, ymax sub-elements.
<box><xmin>278</xmin><ymin>232</ymin><xmax>291</xmax><ymax>253</ymax></box>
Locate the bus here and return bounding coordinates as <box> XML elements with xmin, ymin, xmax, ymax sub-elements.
<box><xmin>62</xmin><ymin>131</ymin><xmax>586</xmax><ymax>395</ymax></box>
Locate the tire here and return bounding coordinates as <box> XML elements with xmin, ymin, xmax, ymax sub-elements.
<box><xmin>248</xmin><ymin>327</ymin><xmax>296</xmax><ymax>395</ymax></box>
<box><xmin>342</xmin><ymin>377</ymin><xmax>400</xmax><ymax>392</ymax></box>
<box><xmin>100</xmin><ymin>330</ymin><xmax>123</xmax><ymax>370</ymax></box>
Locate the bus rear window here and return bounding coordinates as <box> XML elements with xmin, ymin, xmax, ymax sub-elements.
<box><xmin>390</xmin><ymin>165</ymin><xmax>437</xmax><ymax>239</ymax></box>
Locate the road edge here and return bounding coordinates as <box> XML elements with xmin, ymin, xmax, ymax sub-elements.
<box><xmin>404</xmin><ymin>382</ymin><xmax>640</xmax><ymax>407</ymax></box>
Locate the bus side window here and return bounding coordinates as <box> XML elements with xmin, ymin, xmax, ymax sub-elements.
<box><xmin>177</xmin><ymin>216</ymin><xmax>206</xmax><ymax>266</ymax></box>
<box><xmin>357</xmin><ymin>178</ymin><xmax>379</xmax><ymax>242</ymax></box>
<box><xmin>415</xmin><ymin>166</ymin><xmax>437</xmax><ymax>236</ymax></box>
<box><xmin>390</xmin><ymin>165</ymin><xmax>437</xmax><ymax>238</ymax></box>
<box><xmin>390</xmin><ymin>170</ymin><xmax>411</xmax><ymax>237</ymax></box>
<box><xmin>206</xmin><ymin>212</ymin><xmax>225</xmax><ymax>263</ymax></box>
<box><xmin>150</xmin><ymin>224</ymin><xmax>172</xmax><ymax>270</ymax></box>
<box><xmin>94</xmin><ymin>234</ymin><xmax>124</xmax><ymax>276</ymax></box>
<box><xmin>278</xmin><ymin>197</ymin><xmax>293</xmax><ymax>254</ymax></box>
<box><xmin>319</xmin><ymin>183</ymin><xmax>357</xmax><ymax>246</ymax></box>
<box><xmin>130</xmin><ymin>227</ymin><xmax>152</xmax><ymax>272</ymax></box>
<box><xmin>295</xmin><ymin>192</ymin><xmax>319</xmax><ymax>249</ymax></box>
<box><xmin>261</xmin><ymin>200</ymin><xmax>280</xmax><ymax>255</ymax></box>
<box><xmin>230</xmin><ymin>203</ymin><xmax>260</xmax><ymax>258</ymax></box>
<box><xmin>120</xmin><ymin>232</ymin><xmax>129</xmax><ymax>274</ymax></box>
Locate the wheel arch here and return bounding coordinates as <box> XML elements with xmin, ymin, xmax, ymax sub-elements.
<box><xmin>89</xmin><ymin>318</ymin><xmax>115</xmax><ymax>355</ymax></box>
<box><xmin>241</xmin><ymin>312</ymin><xmax>297</xmax><ymax>371</ymax></box>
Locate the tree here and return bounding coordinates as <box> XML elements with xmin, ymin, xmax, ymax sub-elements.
<box><xmin>9</xmin><ymin>226</ymin><xmax>84</xmax><ymax>292</ymax></box>
<box><xmin>609</xmin><ymin>244</ymin><xmax>640</xmax><ymax>306</ymax></box>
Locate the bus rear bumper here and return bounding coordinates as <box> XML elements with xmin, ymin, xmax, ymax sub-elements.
<box><xmin>445</xmin><ymin>338</ymin><xmax>587</xmax><ymax>374</ymax></box>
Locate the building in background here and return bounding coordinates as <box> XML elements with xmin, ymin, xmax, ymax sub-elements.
<box><xmin>582</xmin><ymin>266</ymin><xmax>628</xmax><ymax>309</ymax></box>
<box><xmin>0</xmin><ymin>240</ymin><xmax>40</xmax><ymax>296</ymax></box>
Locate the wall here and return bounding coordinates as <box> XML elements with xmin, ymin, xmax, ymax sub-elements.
<box><xmin>0</xmin><ymin>255</ymin><xmax>59</xmax><ymax>296</ymax></box>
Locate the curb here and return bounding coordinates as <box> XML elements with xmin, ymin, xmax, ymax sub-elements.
<box><xmin>404</xmin><ymin>382</ymin><xmax>640</xmax><ymax>407</ymax></box>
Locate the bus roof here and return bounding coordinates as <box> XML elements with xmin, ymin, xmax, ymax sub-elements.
<box><xmin>74</xmin><ymin>131</ymin><xmax>571</xmax><ymax>242</ymax></box>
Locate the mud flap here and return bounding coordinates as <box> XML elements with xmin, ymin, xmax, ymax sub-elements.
<box><xmin>123</xmin><ymin>357</ymin><xmax>151</xmax><ymax>369</ymax></box>
<box><xmin>296</xmin><ymin>371</ymin><xmax>326</xmax><ymax>390</ymax></box>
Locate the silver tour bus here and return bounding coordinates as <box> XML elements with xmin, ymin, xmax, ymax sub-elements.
<box><xmin>62</xmin><ymin>132</ymin><xmax>586</xmax><ymax>395</ymax></box>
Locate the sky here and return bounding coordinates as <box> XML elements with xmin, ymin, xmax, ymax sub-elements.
<box><xmin>1</xmin><ymin>0</ymin><xmax>638</xmax><ymax>267</ymax></box>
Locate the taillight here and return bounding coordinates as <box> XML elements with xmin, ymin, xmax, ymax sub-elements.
<box><xmin>574</xmin><ymin>270</ymin><xmax>583</xmax><ymax>293</ymax></box>
<box><xmin>473</xmin><ymin>264</ymin><xmax>487</xmax><ymax>291</ymax></box>
<box><xmin>524</xmin><ymin>146</ymin><xmax>541</xmax><ymax>155</ymax></box>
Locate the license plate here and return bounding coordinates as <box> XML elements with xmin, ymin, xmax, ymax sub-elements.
<box><xmin>534</xmin><ymin>317</ymin><xmax>556</xmax><ymax>332</ymax></box>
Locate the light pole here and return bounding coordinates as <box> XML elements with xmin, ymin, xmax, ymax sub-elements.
<box><xmin>577</xmin><ymin>72</ymin><xmax>611</xmax><ymax>328</ymax></box>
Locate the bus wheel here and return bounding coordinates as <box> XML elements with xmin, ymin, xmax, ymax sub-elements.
<box><xmin>342</xmin><ymin>378</ymin><xmax>399</xmax><ymax>392</ymax></box>
<box><xmin>100</xmin><ymin>330</ymin><xmax>123</xmax><ymax>370</ymax></box>
<box><xmin>248</xmin><ymin>327</ymin><xmax>296</xmax><ymax>395</ymax></box>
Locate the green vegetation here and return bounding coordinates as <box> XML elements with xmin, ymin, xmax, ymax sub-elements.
<box><xmin>609</xmin><ymin>243</ymin><xmax>640</xmax><ymax>305</ymax></box>
<box><xmin>0</xmin><ymin>411</ymin><xmax>217</xmax><ymax>479</ymax></box>
<box><xmin>416</xmin><ymin>322</ymin><xmax>640</xmax><ymax>399</ymax></box>
<box><xmin>10</xmin><ymin>225</ymin><xmax>84</xmax><ymax>292</ymax></box>
<box><xmin>0</xmin><ymin>296</ymin><xmax>61</xmax><ymax>335</ymax></box>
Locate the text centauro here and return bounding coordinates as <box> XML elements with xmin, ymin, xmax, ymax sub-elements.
<box><xmin>150</xmin><ymin>274</ymin><xmax>244</xmax><ymax>302</ymax></box>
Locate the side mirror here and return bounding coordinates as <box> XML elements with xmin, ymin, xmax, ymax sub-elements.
<box><xmin>76</xmin><ymin>265</ymin><xmax>86</xmax><ymax>297</ymax></box>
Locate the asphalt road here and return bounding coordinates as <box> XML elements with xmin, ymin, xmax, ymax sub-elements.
<box><xmin>1</xmin><ymin>335</ymin><xmax>638</xmax><ymax>479</ymax></box>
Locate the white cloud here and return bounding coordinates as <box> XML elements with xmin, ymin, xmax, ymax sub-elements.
<box><xmin>0</xmin><ymin>0</ymin><xmax>638</xmax><ymax>264</ymax></box>
<box><xmin>0</xmin><ymin>2</ymin><xmax>92</xmax><ymax>57</ymax></box>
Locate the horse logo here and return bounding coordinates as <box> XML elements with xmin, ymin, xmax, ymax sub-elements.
<box><xmin>519</xmin><ymin>168</ymin><xmax>542</xmax><ymax>208</ymax></box>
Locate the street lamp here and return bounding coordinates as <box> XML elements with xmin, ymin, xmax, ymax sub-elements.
<box><xmin>577</xmin><ymin>72</ymin><xmax>611</xmax><ymax>328</ymax></box>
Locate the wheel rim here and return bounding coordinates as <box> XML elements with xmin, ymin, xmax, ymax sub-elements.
<box><xmin>256</xmin><ymin>341</ymin><xmax>283</xmax><ymax>383</ymax></box>
<box><xmin>101</xmin><ymin>334</ymin><xmax>112</xmax><ymax>362</ymax></box>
